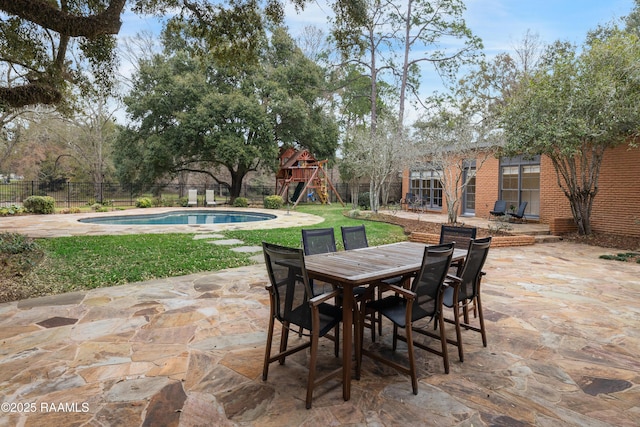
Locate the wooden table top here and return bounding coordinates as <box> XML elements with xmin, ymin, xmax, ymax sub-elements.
<box><xmin>304</xmin><ymin>241</ymin><xmax>466</xmax><ymax>286</ymax></box>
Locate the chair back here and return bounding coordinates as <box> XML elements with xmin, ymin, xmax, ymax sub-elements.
<box><xmin>206</xmin><ymin>189</ymin><xmax>215</xmax><ymax>204</ymax></box>
<box><xmin>411</xmin><ymin>243</ymin><xmax>455</xmax><ymax>321</ymax></box>
<box><xmin>458</xmin><ymin>237</ymin><xmax>492</xmax><ymax>301</ymax></box>
<box><xmin>341</xmin><ymin>225</ymin><xmax>368</xmax><ymax>250</ymax></box>
<box><xmin>439</xmin><ymin>225</ymin><xmax>477</xmax><ymax>249</ymax></box>
<box><xmin>491</xmin><ymin>200</ymin><xmax>506</xmax><ymax>214</ymax></box>
<box><xmin>302</xmin><ymin>228</ymin><xmax>337</xmax><ymax>255</ymax></box>
<box><xmin>514</xmin><ymin>201</ymin><xmax>528</xmax><ymax>218</ymax></box>
<box><xmin>262</xmin><ymin>242</ymin><xmax>314</xmax><ymax>329</ymax></box>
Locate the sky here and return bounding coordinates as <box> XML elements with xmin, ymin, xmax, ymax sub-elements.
<box><xmin>118</xmin><ymin>0</ymin><xmax>637</xmax><ymax>122</ymax></box>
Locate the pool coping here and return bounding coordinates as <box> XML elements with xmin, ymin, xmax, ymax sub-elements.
<box><xmin>0</xmin><ymin>207</ymin><xmax>324</xmax><ymax>238</ymax></box>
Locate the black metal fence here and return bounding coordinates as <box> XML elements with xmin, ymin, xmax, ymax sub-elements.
<box><xmin>0</xmin><ymin>180</ymin><xmax>402</xmax><ymax>209</ymax></box>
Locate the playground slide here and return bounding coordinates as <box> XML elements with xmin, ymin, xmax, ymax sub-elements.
<box><xmin>290</xmin><ymin>182</ymin><xmax>304</xmax><ymax>203</ymax></box>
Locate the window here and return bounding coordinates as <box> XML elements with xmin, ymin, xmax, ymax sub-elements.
<box><xmin>410</xmin><ymin>169</ymin><xmax>443</xmax><ymax>210</ymax></box>
<box><xmin>463</xmin><ymin>166</ymin><xmax>476</xmax><ymax>214</ymax></box>
<box><xmin>500</xmin><ymin>156</ymin><xmax>540</xmax><ymax>217</ymax></box>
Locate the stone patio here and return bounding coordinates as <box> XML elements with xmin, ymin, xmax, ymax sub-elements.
<box><xmin>0</xmin><ymin>210</ymin><xmax>639</xmax><ymax>426</ymax></box>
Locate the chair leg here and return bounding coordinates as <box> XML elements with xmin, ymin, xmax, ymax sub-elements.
<box><xmin>463</xmin><ymin>302</ymin><xmax>471</xmax><ymax>324</ymax></box>
<box><xmin>453</xmin><ymin>302</ymin><xmax>464</xmax><ymax>362</ymax></box>
<box><xmin>377</xmin><ymin>288</ymin><xmax>383</xmax><ymax>337</ymax></box>
<box><xmin>472</xmin><ymin>296</ymin><xmax>478</xmax><ymax>318</ymax></box>
<box><xmin>262</xmin><ymin>315</ymin><xmax>275</xmax><ymax>380</ymax></box>
<box><xmin>392</xmin><ymin>324</ymin><xmax>399</xmax><ymax>351</ymax></box>
<box><xmin>437</xmin><ymin>312</ymin><xmax>450</xmax><ymax>374</ymax></box>
<box><xmin>476</xmin><ymin>293</ymin><xmax>487</xmax><ymax>347</ymax></box>
<box><xmin>405</xmin><ymin>323</ymin><xmax>418</xmax><ymax>395</ymax></box>
<box><xmin>306</xmin><ymin>329</ymin><xmax>320</xmax><ymax>409</ymax></box>
<box><xmin>355</xmin><ymin>305</ymin><xmax>363</xmax><ymax>380</ymax></box>
<box><xmin>278</xmin><ymin>322</ymin><xmax>290</xmax><ymax>365</ymax></box>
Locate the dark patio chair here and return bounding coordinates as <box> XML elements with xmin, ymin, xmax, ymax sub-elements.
<box><xmin>443</xmin><ymin>237</ymin><xmax>492</xmax><ymax>363</ymax></box>
<box><xmin>261</xmin><ymin>242</ymin><xmax>343</xmax><ymax>409</ymax></box>
<box><xmin>340</xmin><ymin>224</ymin><xmax>369</xmax><ymax>251</ymax></box>
<box><xmin>301</xmin><ymin>228</ymin><xmax>338</xmax><ymax>296</ymax></box>
<box><xmin>401</xmin><ymin>193</ymin><xmax>416</xmax><ymax>209</ymax></box>
<box><xmin>510</xmin><ymin>201</ymin><xmax>528</xmax><ymax>222</ymax></box>
<box><xmin>303</xmin><ymin>227</ymin><xmax>373</xmax><ymax>338</ymax></box>
<box><xmin>439</xmin><ymin>225</ymin><xmax>477</xmax><ymax>274</ymax></box>
<box><xmin>302</xmin><ymin>227</ymin><xmax>337</xmax><ymax>256</ymax></box>
<box><xmin>358</xmin><ymin>243</ymin><xmax>455</xmax><ymax>394</ymax></box>
<box><xmin>340</xmin><ymin>224</ymin><xmax>404</xmax><ymax>342</ymax></box>
<box><xmin>488</xmin><ymin>200</ymin><xmax>507</xmax><ymax>220</ymax></box>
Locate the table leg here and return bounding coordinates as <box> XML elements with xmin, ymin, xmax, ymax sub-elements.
<box><xmin>342</xmin><ymin>286</ymin><xmax>353</xmax><ymax>401</ymax></box>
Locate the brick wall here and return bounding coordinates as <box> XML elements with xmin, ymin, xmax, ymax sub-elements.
<box><xmin>474</xmin><ymin>157</ymin><xmax>500</xmax><ymax>220</ymax></box>
<box><xmin>589</xmin><ymin>144</ymin><xmax>640</xmax><ymax>237</ymax></box>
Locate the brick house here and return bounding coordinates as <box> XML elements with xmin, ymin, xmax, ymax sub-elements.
<box><xmin>401</xmin><ymin>143</ymin><xmax>640</xmax><ymax>237</ymax></box>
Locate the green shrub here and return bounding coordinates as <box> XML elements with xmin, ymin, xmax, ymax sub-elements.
<box><xmin>90</xmin><ymin>203</ymin><xmax>103</xmax><ymax>211</ymax></box>
<box><xmin>358</xmin><ymin>192</ymin><xmax>370</xmax><ymax>210</ymax></box>
<box><xmin>135</xmin><ymin>197</ymin><xmax>153</xmax><ymax>208</ymax></box>
<box><xmin>23</xmin><ymin>196</ymin><xmax>55</xmax><ymax>214</ymax></box>
<box><xmin>233</xmin><ymin>197</ymin><xmax>248</xmax><ymax>207</ymax></box>
<box><xmin>0</xmin><ymin>232</ymin><xmax>38</xmax><ymax>254</ymax></box>
<box><xmin>178</xmin><ymin>197</ymin><xmax>189</xmax><ymax>207</ymax></box>
<box><xmin>152</xmin><ymin>196</ymin><xmax>168</xmax><ymax>207</ymax></box>
<box><xmin>0</xmin><ymin>205</ymin><xmax>25</xmax><ymax>216</ymax></box>
<box><xmin>263</xmin><ymin>195</ymin><xmax>284</xmax><ymax>209</ymax></box>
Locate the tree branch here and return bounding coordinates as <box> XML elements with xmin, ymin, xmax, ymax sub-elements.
<box><xmin>0</xmin><ymin>0</ymin><xmax>126</xmax><ymax>37</ymax></box>
<box><xmin>0</xmin><ymin>83</ymin><xmax>62</xmax><ymax>108</ymax></box>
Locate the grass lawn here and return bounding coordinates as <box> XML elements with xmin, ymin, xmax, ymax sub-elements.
<box><xmin>23</xmin><ymin>205</ymin><xmax>405</xmax><ymax>298</ymax></box>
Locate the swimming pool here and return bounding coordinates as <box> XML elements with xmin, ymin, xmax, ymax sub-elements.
<box><xmin>78</xmin><ymin>210</ymin><xmax>277</xmax><ymax>225</ymax></box>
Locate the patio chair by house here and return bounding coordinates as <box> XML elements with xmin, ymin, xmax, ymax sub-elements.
<box><xmin>359</xmin><ymin>243</ymin><xmax>455</xmax><ymax>394</ymax></box>
<box><xmin>261</xmin><ymin>242</ymin><xmax>343</xmax><ymax>409</ymax></box>
<box><xmin>402</xmin><ymin>193</ymin><xmax>424</xmax><ymax>211</ymax></box>
<box><xmin>187</xmin><ymin>189</ymin><xmax>198</xmax><ymax>207</ymax></box>
<box><xmin>510</xmin><ymin>201</ymin><xmax>528</xmax><ymax>222</ymax></box>
<box><xmin>488</xmin><ymin>200</ymin><xmax>506</xmax><ymax>220</ymax></box>
<box><xmin>205</xmin><ymin>189</ymin><xmax>216</xmax><ymax>206</ymax></box>
<box><xmin>439</xmin><ymin>225</ymin><xmax>477</xmax><ymax>274</ymax></box>
<box><xmin>443</xmin><ymin>237</ymin><xmax>492</xmax><ymax>363</ymax></box>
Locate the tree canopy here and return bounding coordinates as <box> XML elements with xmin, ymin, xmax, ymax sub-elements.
<box><xmin>115</xmin><ymin>26</ymin><xmax>338</xmax><ymax>199</ymax></box>
<box><xmin>0</xmin><ymin>0</ymin><xmax>368</xmax><ymax>112</ymax></box>
<box><xmin>500</xmin><ymin>29</ymin><xmax>640</xmax><ymax>234</ymax></box>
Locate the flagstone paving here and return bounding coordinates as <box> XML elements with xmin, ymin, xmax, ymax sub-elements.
<box><xmin>0</xmin><ymin>209</ymin><xmax>637</xmax><ymax>425</ymax></box>
<box><xmin>1</xmin><ymin>239</ymin><xmax>639</xmax><ymax>426</ymax></box>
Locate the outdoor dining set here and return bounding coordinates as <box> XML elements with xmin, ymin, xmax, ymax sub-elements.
<box><xmin>260</xmin><ymin>224</ymin><xmax>492</xmax><ymax>408</ymax></box>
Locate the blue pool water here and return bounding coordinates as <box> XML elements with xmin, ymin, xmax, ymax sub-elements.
<box><xmin>78</xmin><ymin>210</ymin><xmax>277</xmax><ymax>225</ymax></box>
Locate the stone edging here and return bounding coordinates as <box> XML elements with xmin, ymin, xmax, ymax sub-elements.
<box><xmin>409</xmin><ymin>232</ymin><xmax>536</xmax><ymax>247</ymax></box>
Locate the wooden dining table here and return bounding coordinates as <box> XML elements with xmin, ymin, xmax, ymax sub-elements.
<box><xmin>303</xmin><ymin>241</ymin><xmax>467</xmax><ymax>401</ymax></box>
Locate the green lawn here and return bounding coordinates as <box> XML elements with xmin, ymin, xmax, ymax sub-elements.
<box><xmin>33</xmin><ymin>205</ymin><xmax>406</xmax><ymax>294</ymax></box>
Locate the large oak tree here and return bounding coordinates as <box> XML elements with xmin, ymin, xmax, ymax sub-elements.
<box><xmin>115</xmin><ymin>26</ymin><xmax>338</xmax><ymax>200</ymax></box>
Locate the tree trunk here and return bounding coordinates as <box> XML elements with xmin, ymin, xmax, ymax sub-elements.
<box><xmin>397</xmin><ymin>0</ymin><xmax>413</xmax><ymax>129</ymax></box>
<box><xmin>228</xmin><ymin>164</ymin><xmax>250</xmax><ymax>203</ymax></box>
<box><xmin>550</xmin><ymin>143</ymin><xmax>604</xmax><ymax>235</ymax></box>
<box><xmin>370</xmin><ymin>180</ymin><xmax>381</xmax><ymax>213</ymax></box>
<box><xmin>446</xmin><ymin>199</ymin><xmax>458</xmax><ymax>224</ymax></box>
